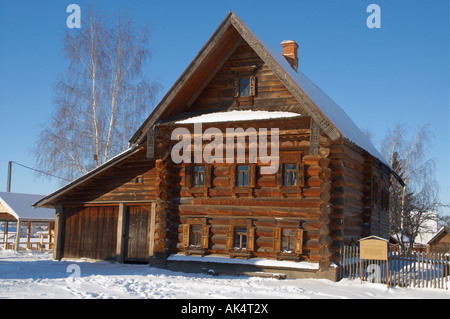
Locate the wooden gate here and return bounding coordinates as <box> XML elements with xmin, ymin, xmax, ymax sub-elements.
<box><xmin>124</xmin><ymin>205</ymin><xmax>152</xmax><ymax>262</ymax></box>
<box><xmin>63</xmin><ymin>206</ymin><xmax>118</xmax><ymax>260</ymax></box>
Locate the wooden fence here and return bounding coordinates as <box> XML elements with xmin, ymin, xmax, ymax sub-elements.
<box><xmin>339</xmin><ymin>246</ymin><xmax>449</xmax><ymax>290</ymax></box>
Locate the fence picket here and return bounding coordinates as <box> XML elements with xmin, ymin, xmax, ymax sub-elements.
<box><xmin>339</xmin><ymin>245</ymin><xmax>448</xmax><ymax>290</ymax></box>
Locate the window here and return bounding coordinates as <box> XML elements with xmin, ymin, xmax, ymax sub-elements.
<box><xmin>189</xmin><ymin>225</ymin><xmax>203</xmax><ymax>248</ymax></box>
<box><xmin>283</xmin><ymin>164</ymin><xmax>297</xmax><ymax>187</ymax></box>
<box><xmin>239</xmin><ymin>78</ymin><xmax>250</xmax><ymax>97</ymax></box>
<box><xmin>232</xmin><ymin>67</ymin><xmax>256</xmax><ymax>106</ymax></box>
<box><xmin>236</xmin><ymin>165</ymin><xmax>249</xmax><ymax>187</ymax></box>
<box><xmin>281</xmin><ymin>229</ymin><xmax>296</xmax><ymax>253</ymax></box>
<box><xmin>273</xmin><ymin>227</ymin><xmax>303</xmax><ymax>258</ymax></box>
<box><xmin>234</xmin><ymin>227</ymin><xmax>248</xmax><ymax>250</ymax></box>
<box><xmin>193</xmin><ymin>165</ymin><xmax>205</xmax><ymax>187</ymax></box>
<box><xmin>135</xmin><ymin>176</ymin><xmax>143</xmax><ymax>184</ymax></box>
<box><xmin>182</xmin><ymin>221</ymin><xmax>210</xmax><ymax>255</ymax></box>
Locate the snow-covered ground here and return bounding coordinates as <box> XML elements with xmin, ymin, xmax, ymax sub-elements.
<box><xmin>0</xmin><ymin>250</ymin><xmax>448</xmax><ymax>299</ymax></box>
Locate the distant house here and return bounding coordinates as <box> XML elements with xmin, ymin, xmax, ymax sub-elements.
<box><xmin>0</xmin><ymin>192</ymin><xmax>55</xmax><ymax>250</ymax></box>
<box><xmin>35</xmin><ymin>12</ymin><xmax>402</xmax><ymax>280</ymax></box>
<box><xmin>427</xmin><ymin>227</ymin><xmax>450</xmax><ymax>254</ymax></box>
<box><xmin>414</xmin><ymin>211</ymin><xmax>439</xmax><ymax>247</ymax></box>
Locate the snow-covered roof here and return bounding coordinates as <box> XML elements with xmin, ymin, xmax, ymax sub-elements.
<box><xmin>0</xmin><ymin>192</ymin><xmax>54</xmax><ymax>221</ymax></box>
<box><xmin>239</xmin><ymin>17</ymin><xmax>390</xmax><ymax>167</ymax></box>
<box><xmin>176</xmin><ymin>110</ymin><xmax>300</xmax><ymax>124</ymax></box>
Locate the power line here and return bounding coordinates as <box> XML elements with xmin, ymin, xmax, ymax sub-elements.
<box><xmin>10</xmin><ymin>161</ymin><xmax>71</xmax><ymax>182</ymax></box>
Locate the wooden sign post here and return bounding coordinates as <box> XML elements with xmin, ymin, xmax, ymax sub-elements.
<box><xmin>359</xmin><ymin>236</ymin><xmax>389</xmax><ymax>288</ymax></box>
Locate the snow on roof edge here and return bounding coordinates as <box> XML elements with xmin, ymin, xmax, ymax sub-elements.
<box><xmin>175</xmin><ymin>110</ymin><xmax>300</xmax><ymax>124</ymax></box>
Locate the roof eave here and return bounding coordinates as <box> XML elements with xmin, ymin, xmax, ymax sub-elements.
<box><xmin>34</xmin><ymin>146</ymin><xmax>143</xmax><ymax>208</ymax></box>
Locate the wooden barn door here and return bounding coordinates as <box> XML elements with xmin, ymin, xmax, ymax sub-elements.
<box><xmin>63</xmin><ymin>206</ymin><xmax>118</xmax><ymax>261</ymax></box>
<box><xmin>124</xmin><ymin>205</ymin><xmax>152</xmax><ymax>263</ymax></box>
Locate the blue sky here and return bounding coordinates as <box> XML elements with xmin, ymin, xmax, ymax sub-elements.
<box><xmin>0</xmin><ymin>1</ymin><xmax>448</xmax><ymax>216</ymax></box>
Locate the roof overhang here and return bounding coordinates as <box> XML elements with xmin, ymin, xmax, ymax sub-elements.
<box><xmin>34</xmin><ymin>146</ymin><xmax>143</xmax><ymax>208</ymax></box>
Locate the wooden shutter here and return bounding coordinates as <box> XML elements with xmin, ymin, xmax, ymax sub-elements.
<box><xmin>295</xmin><ymin>229</ymin><xmax>304</xmax><ymax>254</ymax></box>
<box><xmin>226</xmin><ymin>226</ymin><xmax>234</xmax><ymax>250</ymax></box>
<box><xmin>185</xmin><ymin>164</ymin><xmax>192</xmax><ymax>188</ymax></box>
<box><xmin>247</xmin><ymin>227</ymin><xmax>255</xmax><ymax>251</ymax></box>
<box><xmin>201</xmin><ymin>225</ymin><xmax>209</xmax><ymax>249</ymax></box>
<box><xmin>276</xmin><ymin>164</ymin><xmax>283</xmax><ymax>187</ymax></box>
<box><xmin>182</xmin><ymin>224</ymin><xmax>190</xmax><ymax>248</ymax></box>
<box><xmin>273</xmin><ymin>227</ymin><xmax>282</xmax><ymax>252</ymax></box>
<box><xmin>249</xmin><ymin>164</ymin><xmax>256</xmax><ymax>188</ymax></box>
<box><xmin>297</xmin><ymin>162</ymin><xmax>305</xmax><ymax>188</ymax></box>
<box><xmin>233</xmin><ymin>78</ymin><xmax>240</xmax><ymax>97</ymax></box>
<box><xmin>249</xmin><ymin>76</ymin><xmax>256</xmax><ymax>96</ymax></box>
<box><xmin>204</xmin><ymin>164</ymin><xmax>212</xmax><ymax>188</ymax></box>
<box><xmin>230</xmin><ymin>164</ymin><xmax>236</xmax><ymax>187</ymax></box>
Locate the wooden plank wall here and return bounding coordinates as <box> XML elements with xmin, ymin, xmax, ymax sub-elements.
<box><xmin>58</xmin><ymin>149</ymin><xmax>157</xmax><ymax>204</ymax></box>
<box><xmin>62</xmin><ymin>206</ymin><xmax>118</xmax><ymax>261</ymax></box>
<box><xmin>189</xmin><ymin>41</ymin><xmax>300</xmax><ymax>111</ymax></box>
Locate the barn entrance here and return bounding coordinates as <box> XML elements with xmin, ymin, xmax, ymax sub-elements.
<box><xmin>63</xmin><ymin>206</ymin><xmax>119</xmax><ymax>261</ymax></box>
<box><xmin>123</xmin><ymin>205</ymin><xmax>152</xmax><ymax>263</ymax></box>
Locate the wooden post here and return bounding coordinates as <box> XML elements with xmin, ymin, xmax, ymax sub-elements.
<box><xmin>26</xmin><ymin>221</ymin><xmax>31</xmax><ymax>249</ymax></box>
<box><xmin>116</xmin><ymin>203</ymin><xmax>126</xmax><ymax>263</ymax></box>
<box><xmin>53</xmin><ymin>204</ymin><xmax>64</xmax><ymax>260</ymax></box>
<box><xmin>3</xmin><ymin>221</ymin><xmax>8</xmax><ymax>249</ymax></box>
<box><xmin>386</xmin><ymin>254</ymin><xmax>389</xmax><ymax>288</ymax></box>
<box><xmin>148</xmin><ymin>201</ymin><xmax>156</xmax><ymax>257</ymax></box>
<box><xmin>14</xmin><ymin>220</ymin><xmax>21</xmax><ymax>251</ymax></box>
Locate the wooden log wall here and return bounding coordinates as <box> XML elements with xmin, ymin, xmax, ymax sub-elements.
<box><xmin>153</xmin><ymin>117</ymin><xmax>348</xmax><ymax>265</ymax></box>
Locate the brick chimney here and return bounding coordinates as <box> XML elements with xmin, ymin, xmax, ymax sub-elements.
<box><xmin>281</xmin><ymin>40</ymin><xmax>299</xmax><ymax>71</ymax></box>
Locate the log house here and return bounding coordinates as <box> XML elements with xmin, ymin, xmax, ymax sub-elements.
<box><xmin>35</xmin><ymin>12</ymin><xmax>402</xmax><ymax>279</ymax></box>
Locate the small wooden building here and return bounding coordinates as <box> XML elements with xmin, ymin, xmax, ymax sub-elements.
<box><xmin>0</xmin><ymin>192</ymin><xmax>55</xmax><ymax>250</ymax></box>
<box><xmin>427</xmin><ymin>227</ymin><xmax>450</xmax><ymax>254</ymax></box>
<box><xmin>35</xmin><ymin>12</ymin><xmax>401</xmax><ymax>279</ymax></box>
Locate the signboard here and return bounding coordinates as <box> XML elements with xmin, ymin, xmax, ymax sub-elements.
<box><xmin>358</xmin><ymin>236</ymin><xmax>390</xmax><ymax>288</ymax></box>
<box><xmin>360</xmin><ymin>239</ymin><xmax>388</xmax><ymax>261</ymax></box>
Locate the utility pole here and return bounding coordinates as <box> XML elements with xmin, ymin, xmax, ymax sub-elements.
<box><xmin>7</xmin><ymin>161</ymin><xmax>12</xmax><ymax>192</ymax></box>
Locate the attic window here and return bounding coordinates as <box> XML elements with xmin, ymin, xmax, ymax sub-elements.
<box><xmin>232</xmin><ymin>65</ymin><xmax>257</xmax><ymax>106</ymax></box>
<box><xmin>239</xmin><ymin>78</ymin><xmax>250</xmax><ymax>97</ymax></box>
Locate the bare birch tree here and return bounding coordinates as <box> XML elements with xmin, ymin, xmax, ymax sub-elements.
<box><xmin>381</xmin><ymin>123</ymin><xmax>443</xmax><ymax>251</ymax></box>
<box><xmin>34</xmin><ymin>8</ymin><xmax>158</xmax><ymax>182</ymax></box>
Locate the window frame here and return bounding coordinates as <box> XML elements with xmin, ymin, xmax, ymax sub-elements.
<box><xmin>238</xmin><ymin>78</ymin><xmax>251</xmax><ymax>97</ymax></box>
<box><xmin>193</xmin><ymin>165</ymin><xmax>205</xmax><ymax>187</ymax></box>
<box><xmin>236</xmin><ymin>165</ymin><xmax>250</xmax><ymax>187</ymax></box>
<box><xmin>232</xmin><ymin>65</ymin><xmax>257</xmax><ymax>106</ymax></box>
<box><xmin>234</xmin><ymin>227</ymin><xmax>248</xmax><ymax>250</ymax></box>
<box><xmin>273</xmin><ymin>224</ymin><xmax>304</xmax><ymax>260</ymax></box>
<box><xmin>283</xmin><ymin>163</ymin><xmax>298</xmax><ymax>187</ymax></box>
<box><xmin>182</xmin><ymin>218</ymin><xmax>210</xmax><ymax>256</ymax></box>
